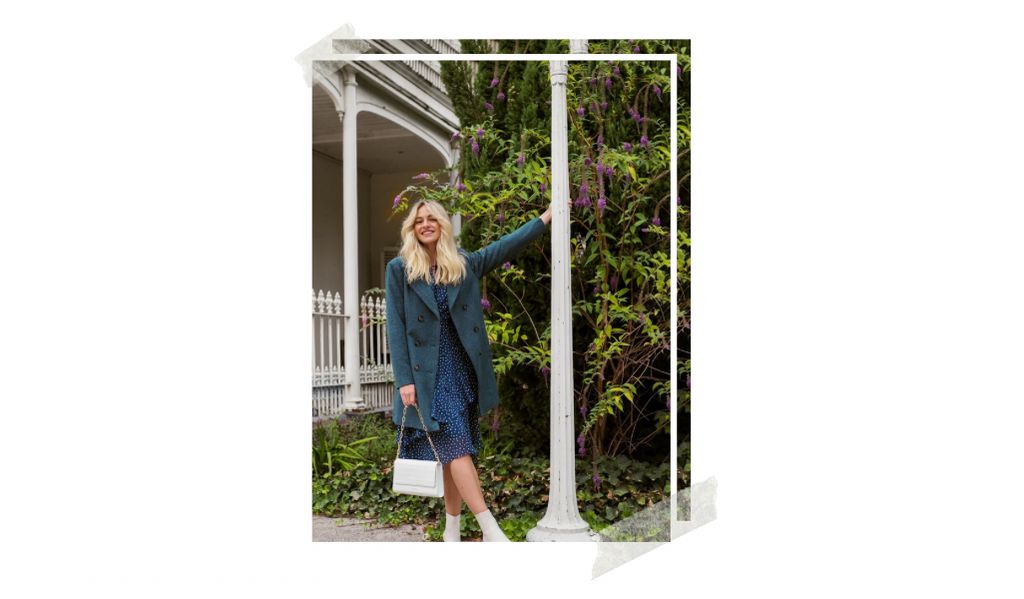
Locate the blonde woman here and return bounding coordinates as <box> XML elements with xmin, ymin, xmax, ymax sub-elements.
<box><xmin>386</xmin><ymin>199</ymin><xmax>553</xmax><ymax>542</ymax></box>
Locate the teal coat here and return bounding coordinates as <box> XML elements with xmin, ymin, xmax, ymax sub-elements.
<box><xmin>386</xmin><ymin>216</ymin><xmax>549</xmax><ymax>431</ymax></box>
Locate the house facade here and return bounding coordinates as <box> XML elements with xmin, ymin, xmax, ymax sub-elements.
<box><xmin>312</xmin><ymin>40</ymin><xmax>493</xmax><ymax>418</ymax></box>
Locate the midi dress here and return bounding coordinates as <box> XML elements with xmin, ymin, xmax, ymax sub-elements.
<box><xmin>395</xmin><ymin>264</ymin><xmax>483</xmax><ymax>467</ymax></box>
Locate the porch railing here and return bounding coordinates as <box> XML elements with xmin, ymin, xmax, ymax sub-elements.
<box><xmin>312</xmin><ymin>290</ymin><xmax>395</xmax><ymax>418</ymax></box>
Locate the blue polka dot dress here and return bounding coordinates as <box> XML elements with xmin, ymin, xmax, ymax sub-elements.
<box><xmin>395</xmin><ymin>264</ymin><xmax>483</xmax><ymax>467</ymax></box>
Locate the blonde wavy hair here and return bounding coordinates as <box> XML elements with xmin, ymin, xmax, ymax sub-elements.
<box><xmin>399</xmin><ymin>200</ymin><xmax>467</xmax><ymax>286</ymax></box>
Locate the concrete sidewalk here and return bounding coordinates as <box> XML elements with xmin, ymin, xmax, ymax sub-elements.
<box><xmin>312</xmin><ymin>515</ymin><xmax>427</xmax><ymax>542</ymax></box>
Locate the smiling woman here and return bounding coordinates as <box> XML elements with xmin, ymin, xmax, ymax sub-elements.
<box><xmin>386</xmin><ymin>199</ymin><xmax>553</xmax><ymax>542</ymax></box>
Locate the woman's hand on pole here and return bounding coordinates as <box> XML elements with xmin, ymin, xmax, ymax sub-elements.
<box><xmin>540</xmin><ymin>199</ymin><xmax>570</xmax><ymax>225</ymax></box>
<box><xmin>399</xmin><ymin>384</ymin><xmax>417</xmax><ymax>407</ymax></box>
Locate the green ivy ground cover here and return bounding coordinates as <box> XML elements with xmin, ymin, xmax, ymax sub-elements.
<box><xmin>313</xmin><ymin>453</ymin><xmax>670</xmax><ymax>542</ymax></box>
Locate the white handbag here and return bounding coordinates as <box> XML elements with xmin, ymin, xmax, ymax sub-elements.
<box><xmin>392</xmin><ymin>405</ymin><xmax>444</xmax><ymax>498</ymax></box>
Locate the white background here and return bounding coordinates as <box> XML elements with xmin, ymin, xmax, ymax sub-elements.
<box><xmin>1</xmin><ymin>2</ymin><xmax>1021</xmax><ymax>597</ymax></box>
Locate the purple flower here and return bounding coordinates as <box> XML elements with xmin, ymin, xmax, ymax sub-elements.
<box><xmin>596</xmin><ymin>164</ymin><xmax>604</xmax><ymax>175</ymax></box>
<box><xmin>652</xmin><ymin>216</ymin><xmax>661</xmax><ymax>226</ymax></box>
<box><xmin>490</xmin><ymin>77</ymin><xmax>498</xmax><ymax>88</ymax></box>
<box><xmin>457</xmin><ymin>183</ymin><xmax>468</xmax><ymax>192</ymax></box>
<box><xmin>546</xmin><ymin>100</ymin><xmax>552</xmax><ymax>105</ymax></box>
<box><xmin>677</xmin><ymin>65</ymin><xmax>682</xmax><ymax>77</ymax></box>
<box><xmin>641</xmin><ymin>227</ymin><xmax>649</xmax><ymax>233</ymax></box>
<box><xmin>574</xmin><ymin>194</ymin><xmax>591</xmax><ymax>209</ymax></box>
<box><xmin>605</xmin><ymin>77</ymin><xmax>612</xmax><ymax>89</ymax></box>
<box><xmin>593</xmin><ymin>475</ymin><xmax>602</xmax><ymax>488</ymax></box>
<box><xmin>503</xmin><ymin>261</ymin><xmax>511</xmax><ymax>270</ymax></box>
<box><xmin>541</xmin><ymin>366</ymin><xmax>550</xmax><ymax>376</ymax></box>
<box><xmin>589</xmin><ymin>77</ymin><xmax>596</xmax><ymax>88</ymax></box>
<box><xmin>639</xmin><ymin>135</ymin><xmax>649</xmax><ymax>147</ymax></box>
<box><xmin>578</xmin><ymin>448</ymin><xmax>585</xmax><ymax>456</ymax></box>
<box><xmin>477</xmin><ymin>128</ymin><xmax>485</xmax><ymax>138</ymax></box>
<box><xmin>451</xmin><ymin>131</ymin><xmax>460</xmax><ymax>141</ymax></box>
<box><xmin>577</xmin><ymin>106</ymin><xmax>585</xmax><ymax>117</ymax></box>
<box><xmin>577</xmin><ymin>435</ymin><xmax>584</xmax><ymax>445</ymax></box>
<box><xmin>492</xmin><ymin>422</ymin><xmax>499</xmax><ymax>431</ymax></box>
<box><xmin>580</xmin><ymin>405</ymin><xmax>588</xmax><ymax>416</ymax></box>
<box><xmin>654</xmin><ymin>86</ymin><xmax>661</xmax><ymax>100</ymax></box>
<box><xmin>588</xmin><ymin>343</ymin><xmax>596</xmax><ymax>352</ymax></box>
<box><xmin>632</xmin><ymin>46</ymin><xmax>640</xmax><ymax>54</ymax></box>
<box><xmin>613</xmin><ymin>67</ymin><xmax>620</xmax><ymax>75</ymax></box>
<box><xmin>596</xmin><ymin>135</ymin><xmax>603</xmax><ymax>146</ymax></box>
<box><xmin>610</xmin><ymin>275</ymin><xmax>618</xmax><ymax>290</ymax></box>
<box><xmin>687</xmin><ymin>375</ymin><xmax>691</xmax><ymax>388</ymax></box>
<box><xmin>601</xmin><ymin>101</ymin><xmax>607</xmax><ymax>111</ymax></box>
<box><xmin>607</xmin><ymin>61</ymin><xmax>613</xmax><ymax>66</ymax></box>
<box><xmin>485</xmin><ymin>102</ymin><xmax>493</xmax><ymax>111</ymax></box>
<box><xmin>539</xmin><ymin>183</ymin><xmax>546</xmax><ymax>193</ymax></box>
<box><xmin>393</xmin><ymin>195</ymin><xmax>401</xmax><ymax>208</ymax></box>
<box><xmin>584</xmin><ymin>157</ymin><xmax>591</xmax><ymax>166</ymax></box>
<box><xmin>638</xmin><ymin>313</ymin><xmax>645</xmax><ymax>323</ymax></box>
<box><xmin>481</xmin><ymin>298</ymin><xmax>491</xmax><ymax>311</ymax></box>
<box><xmin>592</xmin><ymin>285</ymin><xmax>599</xmax><ymax>295</ymax></box>
<box><xmin>677</xmin><ymin>196</ymin><xmax>682</xmax><ymax>205</ymax></box>
<box><xmin>517</xmin><ymin>154</ymin><xmax>525</xmax><ymax>167</ymax></box>
<box><xmin>623</xmin><ymin>142</ymin><xmax>632</xmax><ymax>152</ymax></box>
<box><xmin>597</xmin><ymin>196</ymin><xmax>607</xmax><ymax>215</ymax></box>
<box><xmin>472</xmin><ymin>140</ymin><xmax>480</xmax><ymax>155</ymax></box>
<box><xmin>628</xmin><ymin>39</ymin><xmax>634</xmax><ymax>44</ymax></box>
<box><xmin>606</xmin><ymin>165</ymin><xmax>614</xmax><ymax>178</ymax></box>
<box><xmin>415</xmin><ymin>173</ymin><xmax>429</xmax><ymax>179</ymax></box>
<box><xmin>497</xmin><ymin>92</ymin><xmax>505</xmax><ymax>100</ymax></box>
<box><xmin>497</xmin><ymin>214</ymin><xmax>504</xmax><ymax>224</ymax></box>
<box><xmin>667</xmin><ymin>398</ymin><xmax>671</xmax><ymax>410</ymax></box>
<box><xmin>579</xmin><ymin>182</ymin><xmax>588</xmax><ymax>195</ymax></box>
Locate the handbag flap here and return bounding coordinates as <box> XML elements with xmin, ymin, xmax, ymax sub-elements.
<box><xmin>394</xmin><ymin>458</ymin><xmax>440</xmax><ymax>488</ymax></box>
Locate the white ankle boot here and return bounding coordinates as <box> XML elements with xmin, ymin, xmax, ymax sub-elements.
<box><xmin>443</xmin><ymin>513</ymin><xmax>461</xmax><ymax>542</ymax></box>
<box><xmin>474</xmin><ymin>509</ymin><xmax>511</xmax><ymax>542</ymax></box>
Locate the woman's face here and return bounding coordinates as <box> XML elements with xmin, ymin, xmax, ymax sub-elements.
<box><xmin>414</xmin><ymin>204</ymin><xmax>441</xmax><ymax>247</ymax></box>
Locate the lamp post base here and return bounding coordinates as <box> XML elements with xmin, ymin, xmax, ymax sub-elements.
<box><xmin>525</xmin><ymin>524</ymin><xmax>599</xmax><ymax>542</ymax></box>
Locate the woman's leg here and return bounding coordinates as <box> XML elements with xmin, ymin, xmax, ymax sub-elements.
<box><xmin>449</xmin><ymin>454</ymin><xmax>510</xmax><ymax>542</ymax></box>
<box><xmin>442</xmin><ymin>462</ymin><xmax>464</xmax><ymax>516</ymax></box>
<box><xmin>447</xmin><ymin>454</ymin><xmax>487</xmax><ymax>514</ymax></box>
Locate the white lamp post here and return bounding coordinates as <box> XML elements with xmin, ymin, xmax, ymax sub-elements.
<box><xmin>526</xmin><ymin>57</ymin><xmax>597</xmax><ymax>542</ymax></box>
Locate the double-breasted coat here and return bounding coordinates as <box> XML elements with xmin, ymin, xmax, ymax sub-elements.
<box><xmin>386</xmin><ymin>216</ymin><xmax>549</xmax><ymax>432</ymax></box>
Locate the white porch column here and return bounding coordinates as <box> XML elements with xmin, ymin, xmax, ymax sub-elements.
<box><xmin>527</xmin><ymin>59</ymin><xmax>596</xmax><ymax>543</ymax></box>
<box><xmin>341</xmin><ymin>65</ymin><xmax>363</xmax><ymax>410</ymax></box>
<box><xmin>569</xmin><ymin>39</ymin><xmax>588</xmax><ymax>54</ymax></box>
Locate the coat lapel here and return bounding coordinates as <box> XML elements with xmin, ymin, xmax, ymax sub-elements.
<box><xmin>446</xmin><ymin>279</ymin><xmax>463</xmax><ymax>311</ymax></box>
<box><xmin>410</xmin><ymin>278</ymin><xmax>439</xmax><ymax>317</ymax></box>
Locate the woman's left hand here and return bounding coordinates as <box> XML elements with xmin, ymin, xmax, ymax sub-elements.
<box><xmin>540</xmin><ymin>199</ymin><xmax>571</xmax><ymax>225</ymax></box>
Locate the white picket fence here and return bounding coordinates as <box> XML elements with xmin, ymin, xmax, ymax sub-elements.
<box><xmin>312</xmin><ymin>290</ymin><xmax>396</xmax><ymax>418</ymax></box>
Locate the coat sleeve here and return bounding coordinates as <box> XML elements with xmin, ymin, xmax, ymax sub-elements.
<box><xmin>386</xmin><ymin>260</ymin><xmax>414</xmax><ymax>389</ymax></box>
<box><xmin>467</xmin><ymin>216</ymin><xmax>548</xmax><ymax>278</ymax></box>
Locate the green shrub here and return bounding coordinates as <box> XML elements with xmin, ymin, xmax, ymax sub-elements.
<box><xmin>311</xmin><ymin>422</ymin><xmax>377</xmax><ymax>477</ymax></box>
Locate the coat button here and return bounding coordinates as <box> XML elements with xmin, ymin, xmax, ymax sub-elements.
<box><xmin>462</xmin><ymin>304</ymin><xmax>467</xmax><ymax>310</ymax></box>
<box><xmin>474</xmin><ymin>326</ymin><xmax>479</xmax><ymax>332</ymax></box>
<box><xmin>418</xmin><ymin>315</ymin><xmax>424</xmax><ymax>322</ymax></box>
<box><xmin>414</xmin><ymin>341</ymin><xmax>420</xmax><ymax>347</ymax></box>
<box><xmin>414</xmin><ymin>365</ymin><xmax>420</xmax><ymax>371</ymax></box>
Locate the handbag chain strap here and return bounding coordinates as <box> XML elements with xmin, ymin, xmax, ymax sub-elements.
<box><xmin>395</xmin><ymin>404</ymin><xmax>443</xmax><ymax>465</ymax></box>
